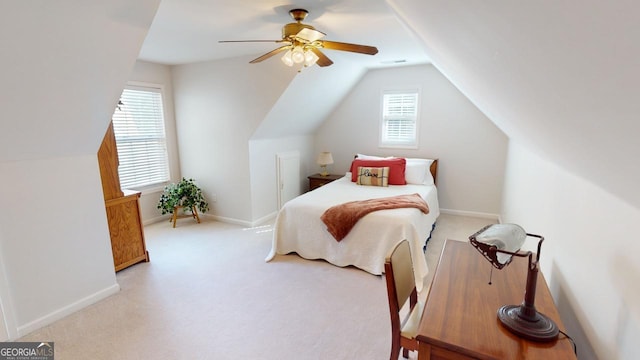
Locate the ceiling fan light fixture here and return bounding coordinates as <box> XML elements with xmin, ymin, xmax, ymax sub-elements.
<box><xmin>221</xmin><ymin>8</ymin><xmax>378</xmax><ymax>68</ymax></box>
<box><xmin>291</xmin><ymin>46</ymin><xmax>305</xmax><ymax>63</ymax></box>
<box><xmin>281</xmin><ymin>49</ymin><xmax>294</xmax><ymax>66</ymax></box>
<box><xmin>304</xmin><ymin>49</ymin><xmax>319</xmax><ymax>67</ymax></box>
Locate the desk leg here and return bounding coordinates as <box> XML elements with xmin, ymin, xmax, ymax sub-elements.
<box><xmin>418</xmin><ymin>342</ymin><xmax>431</xmax><ymax>360</ymax></box>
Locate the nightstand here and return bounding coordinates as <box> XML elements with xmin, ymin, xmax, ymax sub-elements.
<box><xmin>308</xmin><ymin>173</ymin><xmax>342</xmax><ymax>191</ymax></box>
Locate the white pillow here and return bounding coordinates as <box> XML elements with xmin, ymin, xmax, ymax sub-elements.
<box><xmin>405</xmin><ymin>158</ymin><xmax>435</xmax><ymax>185</ymax></box>
<box><xmin>356</xmin><ymin>154</ymin><xmax>435</xmax><ymax>185</ymax></box>
<box><xmin>356</xmin><ymin>153</ymin><xmax>394</xmax><ymax>160</ymax></box>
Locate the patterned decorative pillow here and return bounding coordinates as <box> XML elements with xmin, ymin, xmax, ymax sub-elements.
<box><xmin>350</xmin><ymin>158</ymin><xmax>406</xmax><ymax>185</ymax></box>
<box><xmin>356</xmin><ymin>167</ymin><xmax>390</xmax><ymax>187</ymax></box>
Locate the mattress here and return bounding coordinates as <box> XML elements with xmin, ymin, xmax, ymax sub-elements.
<box><xmin>265</xmin><ymin>175</ymin><xmax>440</xmax><ymax>291</ymax></box>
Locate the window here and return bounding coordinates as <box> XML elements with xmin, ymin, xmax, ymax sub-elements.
<box><xmin>112</xmin><ymin>86</ymin><xmax>170</xmax><ymax>189</ymax></box>
<box><xmin>380</xmin><ymin>90</ymin><xmax>420</xmax><ymax>149</ymax></box>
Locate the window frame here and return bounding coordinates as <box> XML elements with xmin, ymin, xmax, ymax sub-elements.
<box><xmin>111</xmin><ymin>82</ymin><xmax>171</xmax><ymax>192</ymax></box>
<box><xmin>378</xmin><ymin>88</ymin><xmax>421</xmax><ymax>149</ymax></box>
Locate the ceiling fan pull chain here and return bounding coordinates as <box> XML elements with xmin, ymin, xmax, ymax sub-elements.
<box><xmin>488</xmin><ymin>265</ymin><xmax>494</xmax><ymax>285</ymax></box>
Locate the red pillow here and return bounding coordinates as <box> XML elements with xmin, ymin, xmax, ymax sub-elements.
<box><xmin>350</xmin><ymin>158</ymin><xmax>406</xmax><ymax>185</ymax></box>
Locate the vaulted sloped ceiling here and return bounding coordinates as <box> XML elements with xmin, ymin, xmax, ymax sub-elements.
<box><xmin>251</xmin><ymin>53</ymin><xmax>367</xmax><ymax>139</ymax></box>
<box><xmin>387</xmin><ymin>0</ymin><xmax>640</xmax><ymax>209</ymax></box>
<box><xmin>0</xmin><ymin>1</ymin><xmax>161</xmax><ymax>163</ymax></box>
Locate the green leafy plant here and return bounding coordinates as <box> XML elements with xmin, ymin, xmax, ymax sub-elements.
<box><xmin>157</xmin><ymin>178</ymin><xmax>209</xmax><ymax>215</ymax></box>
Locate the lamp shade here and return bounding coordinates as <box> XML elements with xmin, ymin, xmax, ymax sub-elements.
<box><xmin>304</xmin><ymin>49</ymin><xmax>319</xmax><ymax>67</ymax></box>
<box><xmin>471</xmin><ymin>224</ymin><xmax>526</xmax><ymax>266</ymax></box>
<box><xmin>316</xmin><ymin>152</ymin><xmax>334</xmax><ymax>165</ymax></box>
<box><xmin>281</xmin><ymin>50</ymin><xmax>294</xmax><ymax>67</ymax></box>
<box><xmin>291</xmin><ymin>46</ymin><xmax>305</xmax><ymax>63</ymax></box>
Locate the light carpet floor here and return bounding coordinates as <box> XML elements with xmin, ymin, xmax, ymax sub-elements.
<box><xmin>19</xmin><ymin>213</ymin><xmax>495</xmax><ymax>359</ymax></box>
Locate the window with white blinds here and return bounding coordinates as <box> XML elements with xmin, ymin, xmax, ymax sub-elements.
<box><xmin>112</xmin><ymin>87</ymin><xmax>170</xmax><ymax>189</ymax></box>
<box><xmin>380</xmin><ymin>91</ymin><xmax>420</xmax><ymax>148</ymax></box>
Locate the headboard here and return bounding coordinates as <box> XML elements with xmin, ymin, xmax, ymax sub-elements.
<box><xmin>430</xmin><ymin>159</ymin><xmax>438</xmax><ymax>186</ymax></box>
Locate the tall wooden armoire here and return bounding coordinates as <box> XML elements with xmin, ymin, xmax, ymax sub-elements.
<box><xmin>97</xmin><ymin>121</ymin><xmax>149</xmax><ymax>271</ymax></box>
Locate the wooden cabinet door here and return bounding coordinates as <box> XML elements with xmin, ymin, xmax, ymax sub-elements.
<box><xmin>105</xmin><ymin>192</ymin><xmax>149</xmax><ymax>271</ymax></box>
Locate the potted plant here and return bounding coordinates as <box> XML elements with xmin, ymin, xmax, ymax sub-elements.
<box><xmin>157</xmin><ymin>178</ymin><xmax>210</xmax><ymax>218</ymax></box>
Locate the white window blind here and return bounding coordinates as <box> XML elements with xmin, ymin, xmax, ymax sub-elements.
<box><xmin>112</xmin><ymin>87</ymin><xmax>170</xmax><ymax>189</ymax></box>
<box><xmin>380</xmin><ymin>91</ymin><xmax>419</xmax><ymax>148</ymax></box>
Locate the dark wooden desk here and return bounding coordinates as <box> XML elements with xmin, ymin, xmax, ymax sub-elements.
<box><xmin>417</xmin><ymin>240</ymin><xmax>576</xmax><ymax>360</ymax></box>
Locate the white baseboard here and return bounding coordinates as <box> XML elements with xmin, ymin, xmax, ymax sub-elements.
<box><xmin>202</xmin><ymin>212</ymin><xmax>278</xmax><ymax>228</ymax></box>
<box><xmin>142</xmin><ymin>214</ymin><xmax>170</xmax><ymax>226</ymax></box>
<box><xmin>440</xmin><ymin>208</ymin><xmax>502</xmax><ymax>222</ymax></box>
<box><xmin>16</xmin><ymin>283</ymin><xmax>120</xmax><ymax>339</ymax></box>
<box><xmin>250</xmin><ymin>212</ymin><xmax>278</xmax><ymax>226</ymax></box>
<box><xmin>202</xmin><ymin>214</ymin><xmax>252</xmax><ymax>227</ymax></box>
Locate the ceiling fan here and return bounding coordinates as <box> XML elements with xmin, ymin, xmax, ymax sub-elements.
<box><xmin>219</xmin><ymin>8</ymin><xmax>378</xmax><ymax>68</ymax></box>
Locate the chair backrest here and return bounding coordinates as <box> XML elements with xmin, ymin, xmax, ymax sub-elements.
<box><xmin>385</xmin><ymin>239</ymin><xmax>416</xmax><ymax>311</ymax></box>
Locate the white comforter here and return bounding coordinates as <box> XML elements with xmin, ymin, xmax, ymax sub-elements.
<box><xmin>265</xmin><ymin>175</ymin><xmax>440</xmax><ymax>291</ymax></box>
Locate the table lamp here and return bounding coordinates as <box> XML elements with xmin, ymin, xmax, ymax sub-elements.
<box><xmin>316</xmin><ymin>152</ymin><xmax>334</xmax><ymax>177</ymax></box>
<box><xmin>469</xmin><ymin>223</ymin><xmax>559</xmax><ymax>342</ymax></box>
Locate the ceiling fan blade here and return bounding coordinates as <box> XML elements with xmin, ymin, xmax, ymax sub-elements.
<box><xmin>320</xmin><ymin>41</ymin><xmax>378</xmax><ymax>55</ymax></box>
<box><xmin>310</xmin><ymin>48</ymin><xmax>333</xmax><ymax>67</ymax></box>
<box><xmin>296</xmin><ymin>28</ymin><xmax>325</xmax><ymax>42</ymax></box>
<box><xmin>249</xmin><ymin>45</ymin><xmax>292</xmax><ymax>64</ymax></box>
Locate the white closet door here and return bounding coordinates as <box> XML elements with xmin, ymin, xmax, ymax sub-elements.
<box><xmin>276</xmin><ymin>152</ymin><xmax>301</xmax><ymax>209</ymax></box>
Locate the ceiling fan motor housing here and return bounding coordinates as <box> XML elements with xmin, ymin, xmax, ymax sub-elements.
<box><xmin>283</xmin><ymin>8</ymin><xmax>314</xmax><ymax>41</ymax></box>
<box><xmin>283</xmin><ymin>23</ymin><xmax>315</xmax><ymax>41</ymax></box>
<box><xmin>289</xmin><ymin>9</ymin><xmax>308</xmax><ymax>21</ymax></box>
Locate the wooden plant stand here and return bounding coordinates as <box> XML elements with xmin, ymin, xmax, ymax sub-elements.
<box><xmin>171</xmin><ymin>205</ymin><xmax>201</xmax><ymax>228</ymax></box>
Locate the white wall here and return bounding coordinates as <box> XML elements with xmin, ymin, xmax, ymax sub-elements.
<box><xmin>0</xmin><ymin>157</ymin><xmax>120</xmax><ymax>336</ymax></box>
<box><xmin>247</xmin><ymin>56</ymin><xmax>367</xmax><ymax>224</ymax></box>
<box><xmin>388</xmin><ymin>0</ymin><xmax>640</xmax><ymax>211</ymax></box>
<box><xmin>0</xmin><ymin>223</ymin><xmax>14</xmax><ymax>341</ymax></box>
<box><xmin>127</xmin><ymin>60</ymin><xmax>320</xmax><ymax>226</ymax></box>
<box><xmin>0</xmin><ymin>1</ymin><xmax>160</xmax><ymax>163</ymax></box>
<box><xmin>128</xmin><ymin>60</ymin><xmax>181</xmax><ymax>224</ymax></box>
<box><xmin>502</xmin><ymin>142</ymin><xmax>640</xmax><ymax>360</ymax></box>
<box><xmin>386</xmin><ymin>1</ymin><xmax>639</xmax><ymax>358</ymax></box>
<box><xmin>171</xmin><ymin>56</ymin><xmax>298</xmax><ymax>223</ymax></box>
<box><xmin>315</xmin><ymin>64</ymin><xmax>507</xmax><ymax>215</ymax></box>
<box><xmin>0</xmin><ymin>0</ymin><xmax>159</xmax><ymax>338</ymax></box>
<box><xmin>248</xmin><ymin>136</ymin><xmax>315</xmax><ymax>223</ymax></box>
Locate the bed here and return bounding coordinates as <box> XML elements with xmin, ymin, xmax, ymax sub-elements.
<box><xmin>265</xmin><ymin>156</ymin><xmax>440</xmax><ymax>291</ymax></box>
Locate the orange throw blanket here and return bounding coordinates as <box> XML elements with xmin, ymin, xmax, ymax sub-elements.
<box><xmin>320</xmin><ymin>193</ymin><xmax>430</xmax><ymax>241</ymax></box>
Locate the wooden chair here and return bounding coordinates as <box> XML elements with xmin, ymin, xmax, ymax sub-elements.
<box><xmin>384</xmin><ymin>239</ymin><xmax>425</xmax><ymax>359</ymax></box>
